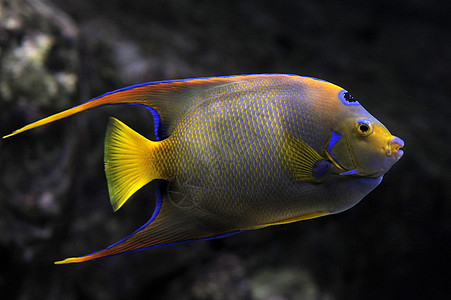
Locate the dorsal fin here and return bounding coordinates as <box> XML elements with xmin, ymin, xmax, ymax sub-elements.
<box><xmin>2</xmin><ymin>74</ymin><xmax>304</xmax><ymax>139</ymax></box>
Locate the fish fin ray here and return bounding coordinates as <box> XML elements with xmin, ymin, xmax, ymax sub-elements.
<box><xmin>54</xmin><ymin>185</ymin><xmax>238</xmax><ymax>264</ymax></box>
<box><xmin>105</xmin><ymin>117</ymin><xmax>159</xmax><ymax>211</ymax></box>
<box><xmin>285</xmin><ymin>134</ymin><xmax>325</xmax><ymax>182</ymax></box>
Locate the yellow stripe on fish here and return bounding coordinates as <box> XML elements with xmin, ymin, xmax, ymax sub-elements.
<box><xmin>3</xmin><ymin>74</ymin><xmax>404</xmax><ymax>264</ymax></box>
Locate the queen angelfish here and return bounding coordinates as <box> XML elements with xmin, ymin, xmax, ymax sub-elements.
<box><xmin>3</xmin><ymin>74</ymin><xmax>404</xmax><ymax>264</ymax></box>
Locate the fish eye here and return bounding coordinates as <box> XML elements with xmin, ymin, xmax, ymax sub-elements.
<box><xmin>356</xmin><ymin>119</ymin><xmax>373</xmax><ymax>136</ymax></box>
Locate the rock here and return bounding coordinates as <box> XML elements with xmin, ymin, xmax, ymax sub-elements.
<box><xmin>0</xmin><ymin>0</ymin><xmax>80</xmax><ymax>297</ymax></box>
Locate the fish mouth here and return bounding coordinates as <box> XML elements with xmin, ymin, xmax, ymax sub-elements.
<box><xmin>324</xmin><ymin>132</ymin><xmax>405</xmax><ymax>178</ymax></box>
<box><xmin>386</xmin><ymin>136</ymin><xmax>404</xmax><ymax>161</ymax></box>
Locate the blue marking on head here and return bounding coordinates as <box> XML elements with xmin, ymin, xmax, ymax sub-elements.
<box><xmin>338</xmin><ymin>90</ymin><xmax>359</xmax><ymax>106</ymax></box>
<box><xmin>340</xmin><ymin>169</ymin><xmax>359</xmax><ymax>175</ymax></box>
<box><xmin>327</xmin><ymin>131</ymin><xmax>342</xmax><ymax>162</ymax></box>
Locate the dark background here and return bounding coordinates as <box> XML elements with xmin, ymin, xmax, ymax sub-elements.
<box><xmin>1</xmin><ymin>0</ymin><xmax>450</xmax><ymax>299</ymax></box>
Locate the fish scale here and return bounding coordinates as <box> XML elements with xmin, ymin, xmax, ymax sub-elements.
<box><xmin>155</xmin><ymin>79</ymin><xmax>302</xmax><ymax>225</ymax></box>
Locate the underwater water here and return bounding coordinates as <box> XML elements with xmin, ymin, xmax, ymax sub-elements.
<box><xmin>1</xmin><ymin>0</ymin><xmax>449</xmax><ymax>299</ymax></box>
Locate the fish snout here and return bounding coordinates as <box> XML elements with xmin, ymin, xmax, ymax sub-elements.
<box><xmin>386</xmin><ymin>136</ymin><xmax>404</xmax><ymax>160</ymax></box>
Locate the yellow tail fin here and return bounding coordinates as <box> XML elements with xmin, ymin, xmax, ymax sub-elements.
<box><xmin>105</xmin><ymin>118</ymin><xmax>160</xmax><ymax>211</ymax></box>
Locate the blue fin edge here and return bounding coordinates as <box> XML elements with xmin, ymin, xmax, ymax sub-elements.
<box><xmin>126</xmin><ymin>103</ymin><xmax>161</xmax><ymax>140</ymax></box>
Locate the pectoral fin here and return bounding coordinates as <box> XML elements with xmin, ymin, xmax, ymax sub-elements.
<box><xmin>284</xmin><ymin>134</ymin><xmax>326</xmax><ymax>182</ymax></box>
<box><xmin>54</xmin><ymin>184</ymin><xmax>241</xmax><ymax>264</ymax></box>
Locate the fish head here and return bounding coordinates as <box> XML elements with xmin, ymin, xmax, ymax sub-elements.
<box><xmin>325</xmin><ymin>90</ymin><xmax>404</xmax><ymax>179</ymax></box>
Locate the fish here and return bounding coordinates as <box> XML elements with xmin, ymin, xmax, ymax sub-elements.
<box><xmin>3</xmin><ymin>74</ymin><xmax>404</xmax><ymax>264</ymax></box>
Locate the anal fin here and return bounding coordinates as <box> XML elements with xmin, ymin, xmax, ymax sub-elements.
<box><xmin>54</xmin><ymin>184</ymin><xmax>240</xmax><ymax>264</ymax></box>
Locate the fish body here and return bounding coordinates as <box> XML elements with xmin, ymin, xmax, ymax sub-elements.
<box><xmin>3</xmin><ymin>74</ymin><xmax>404</xmax><ymax>264</ymax></box>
